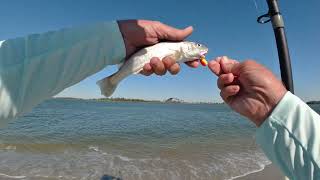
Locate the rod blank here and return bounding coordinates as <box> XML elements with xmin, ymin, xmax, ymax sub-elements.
<box><xmin>259</xmin><ymin>0</ymin><xmax>294</xmax><ymax>93</ymax></box>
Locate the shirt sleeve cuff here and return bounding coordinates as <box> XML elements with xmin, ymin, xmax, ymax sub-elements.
<box><xmin>256</xmin><ymin>91</ymin><xmax>297</xmax><ymax>146</ymax></box>
<box><xmin>100</xmin><ymin>21</ymin><xmax>126</xmax><ymax>65</ymax></box>
<box><xmin>256</xmin><ymin>91</ymin><xmax>320</xmax><ymax>166</ymax></box>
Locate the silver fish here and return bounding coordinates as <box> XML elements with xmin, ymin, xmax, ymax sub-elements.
<box><xmin>97</xmin><ymin>41</ymin><xmax>209</xmax><ymax>97</ymax></box>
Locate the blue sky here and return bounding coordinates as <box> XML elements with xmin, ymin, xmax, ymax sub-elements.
<box><xmin>0</xmin><ymin>0</ymin><xmax>319</xmax><ymax>102</ymax></box>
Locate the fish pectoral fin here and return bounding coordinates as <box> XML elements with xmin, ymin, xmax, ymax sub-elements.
<box><xmin>167</xmin><ymin>50</ymin><xmax>182</xmax><ymax>61</ymax></box>
<box><xmin>117</xmin><ymin>62</ymin><xmax>124</xmax><ymax>69</ymax></box>
<box><xmin>133</xmin><ymin>71</ymin><xmax>141</xmax><ymax>75</ymax></box>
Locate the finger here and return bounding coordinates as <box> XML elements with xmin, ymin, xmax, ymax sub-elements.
<box><xmin>162</xmin><ymin>56</ymin><xmax>175</xmax><ymax>68</ymax></box>
<box><xmin>156</xmin><ymin>22</ymin><xmax>193</xmax><ymax>41</ymax></box>
<box><xmin>220</xmin><ymin>56</ymin><xmax>240</xmax><ymax>74</ymax></box>
<box><xmin>150</xmin><ymin>57</ymin><xmax>167</xmax><ymax>75</ymax></box>
<box><xmin>140</xmin><ymin>63</ymin><xmax>153</xmax><ymax>76</ymax></box>
<box><xmin>208</xmin><ymin>60</ymin><xmax>221</xmax><ymax>75</ymax></box>
<box><xmin>185</xmin><ymin>60</ymin><xmax>199</xmax><ymax>68</ymax></box>
<box><xmin>215</xmin><ymin>56</ymin><xmax>223</xmax><ymax>63</ymax></box>
<box><xmin>217</xmin><ymin>73</ymin><xmax>235</xmax><ymax>89</ymax></box>
<box><xmin>220</xmin><ymin>85</ymin><xmax>240</xmax><ymax>102</ymax></box>
<box><xmin>229</xmin><ymin>58</ymin><xmax>239</xmax><ymax>64</ymax></box>
<box><xmin>208</xmin><ymin>57</ymin><xmax>223</xmax><ymax>75</ymax></box>
<box><xmin>168</xmin><ymin>63</ymin><xmax>180</xmax><ymax>75</ymax></box>
<box><xmin>162</xmin><ymin>56</ymin><xmax>181</xmax><ymax>75</ymax></box>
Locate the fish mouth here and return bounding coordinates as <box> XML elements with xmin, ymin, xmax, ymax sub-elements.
<box><xmin>199</xmin><ymin>51</ymin><xmax>208</xmax><ymax>58</ymax></box>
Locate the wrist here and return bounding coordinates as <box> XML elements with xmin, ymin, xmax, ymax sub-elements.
<box><xmin>117</xmin><ymin>20</ymin><xmax>135</xmax><ymax>58</ymax></box>
<box><xmin>252</xmin><ymin>88</ymin><xmax>287</xmax><ymax>127</ymax></box>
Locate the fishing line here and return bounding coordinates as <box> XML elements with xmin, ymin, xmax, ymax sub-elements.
<box><xmin>252</xmin><ymin>0</ymin><xmax>259</xmax><ymax>12</ymax></box>
<box><xmin>251</xmin><ymin>0</ymin><xmax>279</xmax><ymax>72</ymax></box>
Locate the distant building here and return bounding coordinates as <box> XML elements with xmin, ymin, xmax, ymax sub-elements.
<box><xmin>164</xmin><ymin>98</ymin><xmax>184</xmax><ymax>103</ymax></box>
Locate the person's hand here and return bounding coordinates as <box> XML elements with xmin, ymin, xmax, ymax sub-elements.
<box><xmin>118</xmin><ymin>20</ymin><xmax>199</xmax><ymax>76</ymax></box>
<box><xmin>208</xmin><ymin>56</ymin><xmax>287</xmax><ymax>127</ymax></box>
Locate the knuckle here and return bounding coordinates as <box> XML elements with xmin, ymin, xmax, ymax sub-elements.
<box><xmin>243</xmin><ymin>60</ymin><xmax>257</xmax><ymax>66</ymax></box>
<box><xmin>143</xmin><ymin>63</ymin><xmax>150</xmax><ymax>69</ymax></box>
<box><xmin>162</xmin><ymin>59</ymin><xmax>171</xmax><ymax>67</ymax></box>
<box><xmin>153</xmin><ymin>20</ymin><xmax>161</xmax><ymax>24</ymax></box>
<box><xmin>152</xmin><ymin>21</ymin><xmax>162</xmax><ymax>26</ymax></box>
<box><xmin>226</xmin><ymin>73</ymin><xmax>233</xmax><ymax>82</ymax></box>
<box><xmin>162</xmin><ymin>58</ymin><xmax>170</xmax><ymax>66</ymax></box>
<box><xmin>219</xmin><ymin>75</ymin><xmax>227</xmax><ymax>82</ymax></box>
<box><xmin>150</xmin><ymin>57</ymin><xmax>160</xmax><ymax>62</ymax></box>
<box><xmin>163</xmin><ymin>56</ymin><xmax>173</xmax><ymax>62</ymax></box>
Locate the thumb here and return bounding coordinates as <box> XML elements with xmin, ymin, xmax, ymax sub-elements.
<box><xmin>157</xmin><ymin>22</ymin><xmax>193</xmax><ymax>41</ymax></box>
<box><xmin>220</xmin><ymin>56</ymin><xmax>241</xmax><ymax>75</ymax></box>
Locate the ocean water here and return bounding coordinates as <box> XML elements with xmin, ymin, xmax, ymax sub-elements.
<box><xmin>1</xmin><ymin>98</ymin><xmax>309</xmax><ymax>180</ymax></box>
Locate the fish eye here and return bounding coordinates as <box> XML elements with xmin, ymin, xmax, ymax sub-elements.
<box><xmin>197</xmin><ymin>43</ymin><xmax>201</xmax><ymax>47</ymax></box>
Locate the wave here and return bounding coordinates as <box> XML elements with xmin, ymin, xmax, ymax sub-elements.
<box><xmin>86</xmin><ymin>145</ymin><xmax>271</xmax><ymax>180</ymax></box>
<box><xmin>0</xmin><ymin>173</ymin><xmax>26</xmax><ymax>179</ymax></box>
<box><xmin>0</xmin><ymin>143</ymin><xmax>86</xmax><ymax>152</ymax></box>
<box><xmin>0</xmin><ymin>173</ymin><xmax>76</xmax><ymax>180</ymax></box>
<box><xmin>0</xmin><ymin>145</ymin><xmax>16</xmax><ymax>150</ymax></box>
<box><xmin>0</xmin><ymin>144</ymin><xmax>271</xmax><ymax>180</ymax></box>
<box><xmin>88</xmin><ymin>145</ymin><xmax>139</xmax><ymax>162</ymax></box>
<box><xmin>226</xmin><ymin>162</ymin><xmax>272</xmax><ymax>180</ymax></box>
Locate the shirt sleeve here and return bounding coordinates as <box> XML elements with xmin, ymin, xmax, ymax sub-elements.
<box><xmin>0</xmin><ymin>21</ymin><xmax>126</xmax><ymax>126</ymax></box>
<box><xmin>256</xmin><ymin>91</ymin><xmax>320</xmax><ymax>180</ymax></box>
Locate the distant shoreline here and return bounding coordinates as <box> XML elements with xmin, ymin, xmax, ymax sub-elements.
<box><xmin>306</xmin><ymin>101</ymin><xmax>320</xmax><ymax>105</ymax></box>
<box><xmin>54</xmin><ymin>97</ymin><xmax>320</xmax><ymax>105</ymax></box>
<box><xmin>53</xmin><ymin>97</ymin><xmax>224</xmax><ymax>105</ymax></box>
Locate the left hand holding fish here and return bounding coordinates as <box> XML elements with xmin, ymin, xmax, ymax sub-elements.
<box><xmin>140</xmin><ymin>56</ymin><xmax>201</xmax><ymax>76</ymax></box>
<box><xmin>118</xmin><ymin>20</ymin><xmax>199</xmax><ymax>76</ymax></box>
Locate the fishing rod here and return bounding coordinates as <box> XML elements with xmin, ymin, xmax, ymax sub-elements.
<box><xmin>257</xmin><ymin>0</ymin><xmax>294</xmax><ymax>93</ymax></box>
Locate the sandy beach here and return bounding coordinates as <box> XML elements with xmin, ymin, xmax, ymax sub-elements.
<box><xmin>235</xmin><ymin>164</ymin><xmax>286</xmax><ymax>180</ymax></box>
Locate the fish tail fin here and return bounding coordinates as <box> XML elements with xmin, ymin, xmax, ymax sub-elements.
<box><xmin>96</xmin><ymin>74</ymin><xmax>118</xmax><ymax>97</ymax></box>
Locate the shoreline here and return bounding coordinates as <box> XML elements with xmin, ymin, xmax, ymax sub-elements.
<box><xmin>234</xmin><ymin>164</ymin><xmax>285</xmax><ymax>180</ymax></box>
<box><xmin>53</xmin><ymin>97</ymin><xmax>223</xmax><ymax>105</ymax></box>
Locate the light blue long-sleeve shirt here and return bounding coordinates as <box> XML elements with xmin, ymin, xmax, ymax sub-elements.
<box><xmin>256</xmin><ymin>92</ymin><xmax>320</xmax><ymax>180</ymax></box>
<box><xmin>0</xmin><ymin>21</ymin><xmax>126</xmax><ymax>126</ymax></box>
